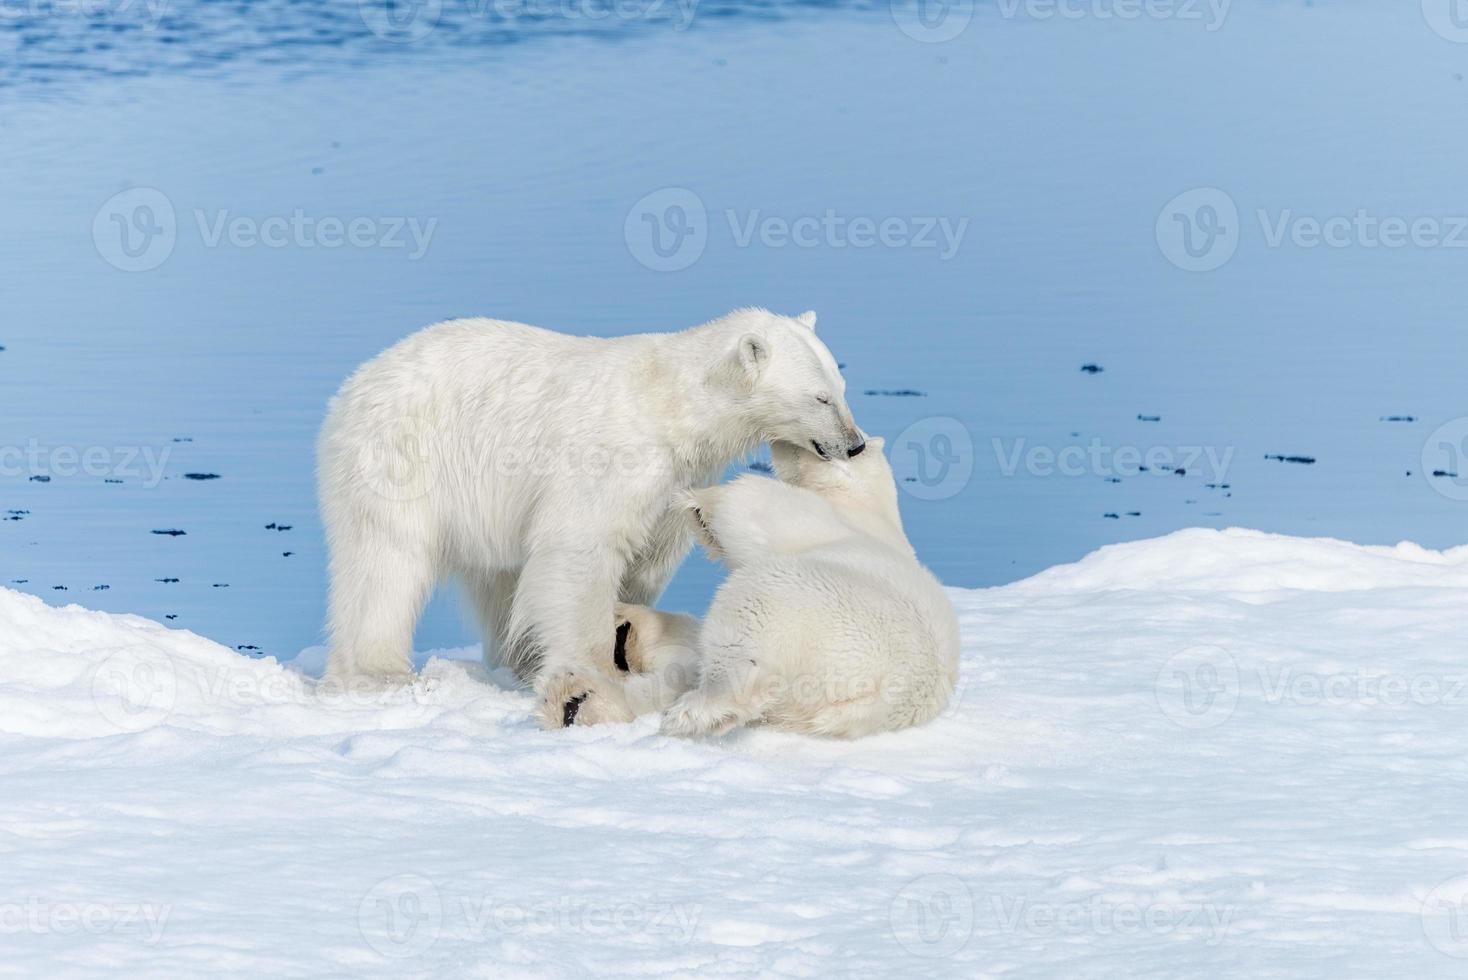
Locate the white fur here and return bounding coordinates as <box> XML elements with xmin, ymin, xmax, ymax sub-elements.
<box><xmin>618</xmin><ymin>438</ymin><xmax>961</xmax><ymax>739</ymax></box>
<box><xmin>316</xmin><ymin>308</ymin><xmax>862</xmax><ymax>725</ymax></box>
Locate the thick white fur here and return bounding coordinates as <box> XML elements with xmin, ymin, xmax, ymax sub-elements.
<box><xmin>618</xmin><ymin>438</ymin><xmax>961</xmax><ymax>739</ymax></box>
<box><xmin>317</xmin><ymin>308</ymin><xmax>862</xmax><ymax>726</ymax></box>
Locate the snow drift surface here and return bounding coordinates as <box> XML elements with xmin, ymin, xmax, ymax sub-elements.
<box><xmin>3</xmin><ymin>528</ymin><xmax>1468</xmax><ymax>978</ymax></box>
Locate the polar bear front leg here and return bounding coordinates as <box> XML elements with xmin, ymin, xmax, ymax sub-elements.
<box><xmin>511</xmin><ymin>543</ymin><xmax>631</xmax><ymax>728</ymax></box>
<box><xmin>618</xmin><ymin>507</ymin><xmax>694</xmax><ymax>608</ymax></box>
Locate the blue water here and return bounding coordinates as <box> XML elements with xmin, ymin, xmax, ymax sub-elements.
<box><xmin>3</xmin><ymin>1</ymin><xmax>1466</xmax><ymax>658</ymax></box>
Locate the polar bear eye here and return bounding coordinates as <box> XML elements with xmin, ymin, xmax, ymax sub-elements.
<box><xmin>815</xmin><ymin>394</ymin><xmax>831</xmax><ymax>405</ymax></box>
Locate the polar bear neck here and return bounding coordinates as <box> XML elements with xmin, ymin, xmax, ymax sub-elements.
<box><xmin>646</xmin><ymin>321</ymin><xmax>771</xmax><ymax>477</ymax></box>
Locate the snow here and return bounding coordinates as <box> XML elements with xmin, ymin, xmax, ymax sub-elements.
<box><xmin>3</xmin><ymin>527</ymin><xmax>1468</xmax><ymax>976</ymax></box>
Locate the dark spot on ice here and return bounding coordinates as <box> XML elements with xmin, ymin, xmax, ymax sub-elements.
<box><xmin>1175</xmin><ymin>468</ymin><xmax>1186</xmax><ymax>476</ymax></box>
<box><xmin>1126</xmin><ymin>511</ymin><xmax>1141</xmax><ymax>517</ymax></box>
<box><xmin>1080</xmin><ymin>364</ymin><xmax>1104</xmax><ymax>374</ymax></box>
<box><xmin>1265</xmin><ymin>455</ymin><xmax>1316</xmax><ymax>465</ymax></box>
<box><xmin>173</xmin><ymin>437</ymin><xmax>193</xmax><ymax>443</ymax></box>
<box><xmin>282</xmin><ymin>551</ymin><xmax>294</xmax><ymax>557</ymax></box>
<box><xmin>155</xmin><ymin>577</ymin><xmax>179</xmax><ymax>583</ymax></box>
<box><xmin>265</xmin><ymin>523</ymin><xmax>294</xmax><ymax>531</ymax></box>
<box><xmin>1205</xmin><ymin>483</ymin><xmax>1230</xmax><ymax>490</ymax></box>
<box><xmin>237</xmin><ymin>644</ymin><xmax>260</xmax><ymax>652</ymax></box>
<box><xmin>864</xmin><ymin>389</ymin><xmax>927</xmax><ymax>397</ymax></box>
<box><xmin>1380</xmin><ymin>415</ymin><xmax>1416</xmax><ymax>422</ymax></box>
<box><xmin>29</xmin><ymin>475</ymin><xmax>50</xmax><ymax>483</ymax></box>
<box><xmin>903</xmin><ymin>476</ymin><xmax>917</xmax><ymax>482</ymax></box>
<box><xmin>1104</xmin><ymin>477</ymin><xmax>1121</xmax><ymax>483</ymax></box>
<box><xmin>53</xmin><ymin>585</ymin><xmax>66</xmax><ymax>590</ymax></box>
<box><xmin>165</xmin><ymin>615</ymin><xmax>177</xmax><ymax>620</ymax></box>
<box><xmin>152</xmin><ymin>528</ymin><xmax>186</xmax><ymax>536</ymax></box>
<box><xmin>213</xmin><ymin>583</ymin><xmax>229</xmax><ymax>588</ymax></box>
<box><xmin>1137</xmin><ymin>414</ymin><xmax>1161</xmax><ymax>422</ymax></box>
<box><xmin>12</xmin><ymin>579</ymin><xmax>27</xmax><ymax>584</ymax></box>
<box><xmin>613</xmin><ymin>620</ymin><xmax>631</xmax><ymax>672</ymax></box>
<box><xmin>183</xmin><ymin>473</ymin><xmax>220</xmax><ymax>481</ymax></box>
<box><xmin>1432</xmin><ymin>470</ymin><xmax>1458</xmax><ymax>479</ymax></box>
<box><xmin>104</xmin><ymin>479</ymin><xmax>123</xmax><ymax>484</ymax></box>
<box><xmin>1103</xmin><ymin>512</ymin><xmax>1119</xmax><ymax>519</ymax></box>
<box><xmin>563</xmin><ymin>692</ymin><xmax>588</xmax><ymax>727</ymax></box>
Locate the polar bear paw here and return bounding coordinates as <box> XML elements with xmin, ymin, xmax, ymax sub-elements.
<box><xmin>535</xmin><ymin>667</ymin><xmax>635</xmax><ymax>730</ymax></box>
<box><xmin>659</xmin><ymin>691</ymin><xmax>746</xmax><ymax>739</ymax></box>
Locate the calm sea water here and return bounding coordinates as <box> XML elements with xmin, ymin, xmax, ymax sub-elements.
<box><xmin>2</xmin><ymin>1</ymin><xmax>1466</xmax><ymax>657</ymax></box>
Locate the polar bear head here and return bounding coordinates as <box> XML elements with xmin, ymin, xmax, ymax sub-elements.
<box><xmin>711</xmin><ymin>309</ymin><xmax>864</xmax><ymax>462</ymax></box>
<box><xmin>769</xmin><ymin>435</ymin><xmax>903</xmax><ymax>546</ymax></box>
<box><xmin>684</xmin><ymin>435</ymin><xmax>910</xmax><ymax>568</ymax></box>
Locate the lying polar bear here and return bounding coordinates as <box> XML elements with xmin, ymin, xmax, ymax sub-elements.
<box><xmin>606</xmin><ymin>437</ymin><xmax>961</xmax><ymax>738</ymax></box>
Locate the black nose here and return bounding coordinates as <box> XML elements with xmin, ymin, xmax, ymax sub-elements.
<box><xmin>847</xmin><ymin>441</ymin><xmax>866</xmax><ymax>458</ymax></box>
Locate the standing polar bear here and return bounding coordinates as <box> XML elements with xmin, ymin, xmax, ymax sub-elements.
<box><xmin>612</xmin><ymin>438</ymin><xmax>961</xmax><ymax>738</ymax></box>
<box><xmin>317</xmin><ymin>308</ymin><xmax>863</xmax><ymax>727</ymax></box>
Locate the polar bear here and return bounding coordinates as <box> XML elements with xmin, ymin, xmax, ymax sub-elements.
<box><xmin>317</xmin><ymin>308</ymin><xmax>863</xmax><ymax>727</ymax></box>
<box><xmin>609</xmin><ymin>437</ymin><xmax>961</xmax><ymax>738</ymax></box>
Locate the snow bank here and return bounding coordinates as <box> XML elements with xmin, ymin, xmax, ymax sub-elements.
<box><xmin>2</xmin><ymin>528</ymin><xmax>1467</xmax><ymax>977</ymax></box>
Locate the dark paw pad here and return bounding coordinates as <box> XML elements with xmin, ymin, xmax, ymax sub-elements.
<box><xmin>613</xmin><ymin>620</ymin><xmax>632</xmax><ymax>673</ymax></box>
<box><xmin>563</xmin><ymin>692</ymin><xmax>589</xmax><ymax>727</ymax></box>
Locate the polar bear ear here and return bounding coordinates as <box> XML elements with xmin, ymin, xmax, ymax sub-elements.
<box><xmin>796</xmin><ymin>310</ymin><xmax>817</xmax><ymax>332</ymax></box>
<box><xmin>867</xmin><ymin>436</ymin><xmax>886</xmax><ymax>454</ymax></box>
<box><xmin>737</xmin><ymin>334</ymin><xmax>768</xmax><ymax>378</ymax></box>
